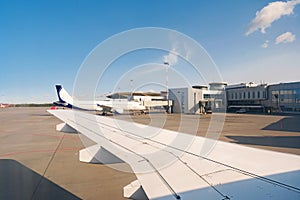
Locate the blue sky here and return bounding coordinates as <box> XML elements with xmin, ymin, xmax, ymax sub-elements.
<box><xmin>0</xmin><ymin>0</ymin><xmax>299</xmax><ymax>103</ymax></box>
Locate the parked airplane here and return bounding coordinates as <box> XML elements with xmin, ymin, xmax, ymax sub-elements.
<box><xmin>53</xmin><ymin>85</ymin><xmax>147</xmax><ymax>115</ymax></box>
<box><xmin>49</xmin><ymin>109</ymin><xmax>300</xmax><ymax>200</ymax></box>
<box><xmin>0</xmin><ymin>103</ymin><xmax>11</xmax><ymax>108</ymax></box>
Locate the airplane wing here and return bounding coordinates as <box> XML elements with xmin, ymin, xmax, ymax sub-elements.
<box><xmin>96</xmin><ymin>103</ymin><xmax>112</xmax><ymax>112</ymax></box>
<box><xmin>48</xmin><ymin>110</ymin><xmax>300</xmax><ymax>200</ymax></box>
<box><xmin>96</xmin><ymin>103</ymin><xmax>123</xmax><ymax>114</ymax></box>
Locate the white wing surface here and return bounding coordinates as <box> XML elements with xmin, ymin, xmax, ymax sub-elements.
<box><xmin>48</xmin><ymin>110</ymin><xmax>300</xmax><ymax>200</ymax></box>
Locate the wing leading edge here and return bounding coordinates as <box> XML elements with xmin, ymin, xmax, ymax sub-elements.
<box><xmin>48</xmin><ymin>110</ymin><xmax>300</xmax><ymax>200</ymax></box>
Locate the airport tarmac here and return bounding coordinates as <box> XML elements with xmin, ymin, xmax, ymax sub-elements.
<box><xmin>0</xmin><ymin>107</ymin><xmax>299</xmax><ymax>199</ymax></box>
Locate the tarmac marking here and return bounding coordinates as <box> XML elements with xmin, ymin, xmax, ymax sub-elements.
<box><xmin>0</xmin><ymin>147</ymin><xmax>82</xmax><ymax>157</ymax></box>
<box><xmin>31</xmin><ymin>133</ymin><xmax>80</xmax><ymax>141</ymax></box>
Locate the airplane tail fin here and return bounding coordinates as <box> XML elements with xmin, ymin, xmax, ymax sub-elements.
<box><xmin>55</xmin><ymin>85</ymin><xmax>73</xmax><ymax>105</ymax></box>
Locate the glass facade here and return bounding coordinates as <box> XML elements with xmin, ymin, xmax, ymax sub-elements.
<box><xmin>226</xmin><ymin>82</ymin><xmax>300</xmax><ymax>113</ymax></box>
<box><xmin>271</xmin><ymin>88</ymin><xmax>300</xmax><ymax>112</ymax></box>
<box><xmin>227</xmin><ymin>89</ymin><xmax>266</xmax><ymax>101</ymax></box>
<box><xmin>296</xmin><ymin>89</ymin><xmax>300</xmax><ymax>104</ymax></box>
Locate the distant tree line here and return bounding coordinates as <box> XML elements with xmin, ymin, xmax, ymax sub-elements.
<box><xmin>13</xmin><ymin>103</ymin><xmax>53</xmax><ymax>107</ymax></box>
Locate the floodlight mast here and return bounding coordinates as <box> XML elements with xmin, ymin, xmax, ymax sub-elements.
<box><xmin>164</xmin><ymin>62</ymin><xmax>170</xmax><ymax>113</ymax></box>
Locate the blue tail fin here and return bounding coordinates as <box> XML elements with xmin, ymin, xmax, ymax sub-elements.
<box><xmin>55</xmin><ymin>85</ymin><xmax>65</xmax><ymax>103</ymax></box>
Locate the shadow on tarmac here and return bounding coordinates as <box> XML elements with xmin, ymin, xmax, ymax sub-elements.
<box><xmin>226</xmin><ymin>136</ymin><xmax>300</xmax><ymax>149</ymax></box>
<box><xmin>262</xmin><ymin>116</ymin><xmax>300</xmax><ymax>133</ymax></box>
<box><xmin>0</xmin><ymin>159</ymin><xmax>80</xmax><ymax>200</ymax></box>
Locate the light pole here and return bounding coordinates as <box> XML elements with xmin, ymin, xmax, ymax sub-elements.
<box><xmin>164</xmin><ymin>62</ymin><xmax>170</xmax><ymax>113</ymax></box>
<box><xmin>130</xmin><ymin>79</ymin><xmax>133</xmax><ymax>96</ymax></box>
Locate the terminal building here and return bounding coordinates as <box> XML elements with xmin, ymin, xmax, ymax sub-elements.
<box><xmin>169</xmin><ymin>82</ymin><xmax>227</xmax><ymax>114</ymax></box>
<box><xmin>226</xmin><ymin>82</ymin><xmax>268</xmax><ymax>113</ymax></box>
<box><xmin>263</xmin><ymin>82</ymin><xmax>300</xmax><ymax>113</ymax></box>
<box><xmin>225</xmin><ymin>81</ymin><xmax>300</xmax><ymax>113</ymax></box>
<box><xmin>106</xmin><ymin>81</ymin><xmax>300</xmax><ymax>114</ymax></box>
<box><xmin>168</xmin><ymin>81</ymin><xmax>300</xmax><ymax>114</ymax></box>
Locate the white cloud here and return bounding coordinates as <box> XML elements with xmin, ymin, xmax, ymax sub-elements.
<box><xmin>261</xmin><ymin>40</ymin><xmax>270</xmax><ymax>48</ymax></box>
<box><xmin>246</xmin><ymin>0</ymin><xmax>300</xmax><ymax>35</ymax></box>
<box><xmin>163</xmin><ymin>48</ymin><xmax>178</xmax><ymax>66</ymax></box>
<box><xmin>275</xmin><ymin>31</ymin><xmax>296</xmax><ymax>43</ymax></box>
